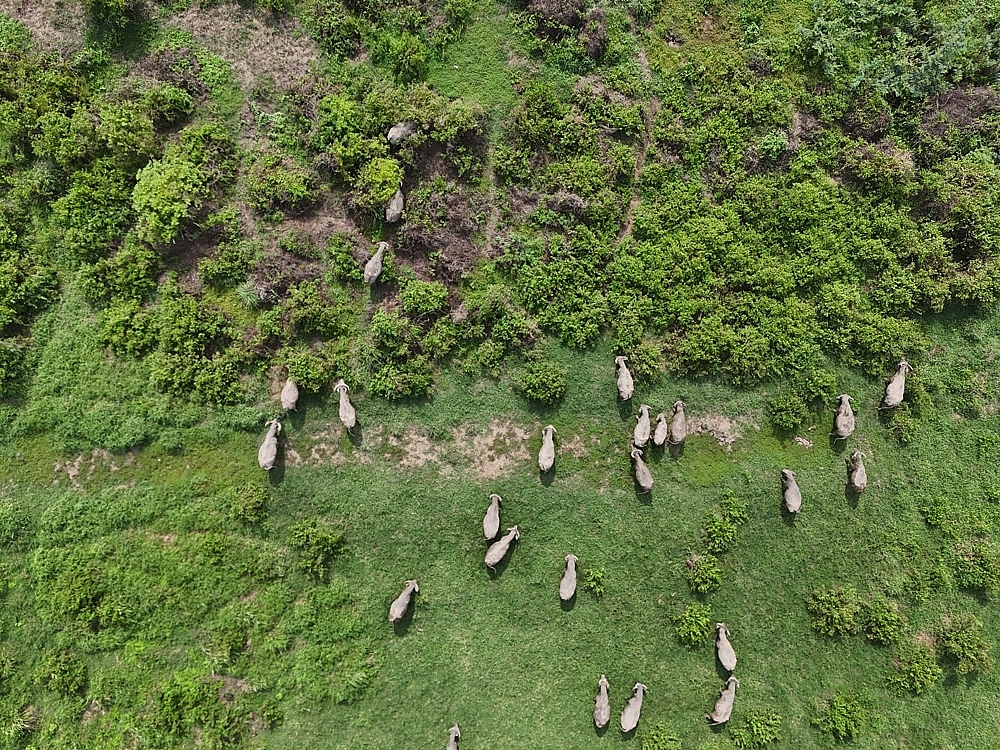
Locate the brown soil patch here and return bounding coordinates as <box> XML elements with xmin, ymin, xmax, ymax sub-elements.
<box><xmin>81</xmin><ymin>702</ymin><xmax>106</xmax><ymax>724</ymax></box>
<box><xmin>0</xmin><ymin>0</ymin><xmax>86</xmax><ymax>57</ymax></box>
<box><xmin>53</xmin><ymin>449</ymin><xmax>136</xmax><ymax>488</ymax></box>
<box><xmin>686</xmin><ymin>414</ymin><xmax>757</xmax><ymax>449</ymax></box>
<box><xmin>214</xmin><ymin>675</ymin><xmax>254</xmax><ymax>703</ymax></box>
<box><xmin>913</xmin><ymin>631</ymin><xmax>938</xmax><ymax>650</ymax></box>
<box><xmin>453</xmin><ymin>419</ymin><xmax>532</xmax><ymax>479</ymax></box>
<box><xmin>171</xmin><ymin>6</ymin><xmax>320</xmax><ymax>91</ymax></box>
<box><xmin>922</xmin><ymin>85</ymin><xmax>999</xmax><ymax>138</ymax></box>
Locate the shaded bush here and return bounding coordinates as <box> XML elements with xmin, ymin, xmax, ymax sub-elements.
<box><xmin>936</xmin><ymin>613</ymin><xmax>993</xmax><ymax>675</ymax></box>
<box><xmin>401</xmin><ymin>279</ymin><xmax>449</xmax><ymax>318</ymax></box>
<box><xmin>642</xmin><ymin>723</ymin><xmax>683</xmax><ymax>750</ymax></box>
<box><xmin>36</xmin><ymin>648</ymin><xmax>86</xmax><ymax>696</ymax></box>
<box><xmin>672</xmin><ymin>602</ymin><xmax>712</xmax><ymax>646</ymax></box>
<box><xmin>702</xmin><ymin>514</ymin><xmax>738</xmax><ymax>554</ymax></box>
<box><xmin>685</xmin><ymin>552</ymin><xmax>722</xmax><ymax>594</ymax></box>
<box><xmin>807</xmin><ymin>586</ymin><xmax>861</xmax><ymax>636</ymax></box>
<box><xmin>953</xmin><ymin>536</ymin><xmax>1000</xmax><ymax>595</ymax></box>
<box><xmin>731</xmin><ymin>708</ymin><xmax>782</xmax><ymax>749</ymax></box>
<box><xmin>812</xmin><ymin>693</ymin><xmax>869</xmax><ymax>742</ymax></box>
<box><xmin>517</xmin><ymin>358</ymin><xmax>568</xmax><ymax>405</ymax></box>
<box><xmin>888</xmin><ymin>639</ymin><xmax>941</xmax><ymax>694</ymax></box>
<box><xmin>288</xmin><ymin>518</ymin><xmax>345</xmax><ymax>580</ymax></box>
<box><xmin>860</xmin><ymin>594</ymin><xmax>906</xmax><ymax>645</ymax></box>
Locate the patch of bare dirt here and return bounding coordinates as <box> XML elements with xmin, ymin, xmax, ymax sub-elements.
<box><xmin>794</xmin><ymin>436</ymin><xmax>813</xmax><ymax>449</ymax></box>
<box><xmin>400</xmin><ymin>179</ymin><xmax>487</xmax><ymax>283</ymax></box>
<box><xmin>53</xmin><ymin>449</ymin><xmax>136</xmax><ymax>488</ymax></box>
<box><xmin>171</xmin><ymin>6</ymin><xmax>320</xmax><ymax>91</ymax></box>
<box><xmin>81</xmin><ymin>702</ymin><xmax>107</xmax><ymax>724</ymax></box>
<box><xmin>386</xmin><ymin>431</ymin><xmax>438</xmax><ymax>469</ymax></box>
<box><xmin>686</xmin><ymin>414</ymin><xmax>757</xmax><ymax>449</ymax></box>
<box><xmin>214</xmin><ymin>675</ymin><xmax>254</xmax><ymax>703</ymax></box>
<box><xmin>922</xmin><ymin>85</ymin><xmax>1000</xmax><ymax>138</ymax></box>
<box><xmin>562</xmin><ymin>434</ymin><xmax>588</xmax><ymax>459</ymax></box>
<box><xmin>0</xmin><ymin>0</ymin><xmax>86</xmax><ymax>57</ymax></box>
<box><xmin>454</xmin><ymin>419</ymin><xmax>532</xmax><ymax>479</ymax></box>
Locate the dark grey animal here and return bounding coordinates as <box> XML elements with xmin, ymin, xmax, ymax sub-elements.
<box><xmin>538</xmin><ymin>425</ymin><xmax>556</xmax><ymax>473</ymax></box>
<box><xmin>485</xmin><ymin>526</ymin><xmax>519</xmax><ymax>569</ymax></box>
<box><xmin>620</xmin><ymin>682</ymin><xmax>647</xmax><ymax>732</ymax></box>
<box><xmin>631</xmin><ymin>446</ymin><xmax>653</xmax><ymax>493</ymax></box>
<box><xmin>707</xmin><ymin>676</ymin><xmax>739</xmax><ymax>725</ymax></box>
<box><xmin>652</xmin><ymin>412</ymin><xmax>668</xmax><ymax>446</ymax></box>
<box><xmin>716</xmin><ymin>622</ymin><xmax>737</xmax><ymax>672</ymax></box>
<box><xmin>881</xmin><ymin>358</ymin><xmax>913</xmax><ymax>409</ymax></box>
<box><xmin>385</xmin><ymin>185</ymin><xmax>404</xmax><ymax>224</ymax></box>
<box><xmin>615</xmin><ymin>356</ymin><xmax>634</xmax><ymax>401</ymax></box>
<box><xmin>334</xmin><ymin>379</ymin><xmax>357</xmax><ymax>430</ymax></box>
<box><xmin>846</xmin><ymin>450</ymin><xmax>868</xmax><ymax>494</ymax></box>
<box><xmin>781</xmin><ymin>469</ymin><xmax>801</xmax><ymax>513</ymax></box>
<box><xmin>364</xmin><ymin>241</ymin><xmax>388</xmax><ymax>285</ymax></box>
<box><xmin>633</xmin><ymin>404</ymin><xmax>651</xmax><ymax>448</ymax></box>
<box><xmin>387</xmin><ymin>121</ymin><xmax>418</xmax><ymax>146</ymax></box>
<box><xmin>257</xmin><ymin>418</ymin><xmax>281</xmax><ymax>470</ymax></box>
<box><xmin>483</xmin><ymin>493</ymin><xmax>501</xmax><ymax>540</ymax></box>
<box><xmin>593</xmin><ymin>674</ymin><xmax>610</xmax><ymax>729</ymax></box>
<box><xmin>280</xmin><ymin>378</ymin><xmax>299</xmax><ymax>411</ymax></box>
<box><xmin>559</xmin><ymin>554</ymin><xmax>578</xmax><ymax>601</ymax></box>
<box><xmin>388</xmin><ymin>580</ymin><xmax>418</xmax><ymax>624</ymax></box>
<box><xmin>668</xmin><ymin>400</ymin><xmax>687</xmax><ymax>445</ymax></box>
<box><xmin>830</xmin><ymin>393</ymin><xmax>855</xmax><ymax>440</ymax></box>
<box><xmin>446</xmin><ymin>723</ymin><xmax>460</xmax><ymax>750</ymax></box>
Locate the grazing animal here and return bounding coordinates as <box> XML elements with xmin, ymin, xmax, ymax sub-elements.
<box><xmin>882</xmin><ymin>358</ymin><xmax>913</xmax><ymax>409</ymax></box>
<box><xmin>781</xmin><ymin>469</ymin><xmax>801</xmax><ymax>513</ymax></box>
<box><xmin>364</xmin><ymin>241</ymin><xmax>388</xmax><ymax>285</ymax></box>
<box><xmin>485</xmin><ymin>526</ymin><xmax>520</xmax><ymax>570</ymax></box>
<box><xmin>538</xmin><ymin>425</ymin><xmax>556</xmax><ymax>473</ymax></box>
<box><xmin>716</xmin><ymin>623</ymin><xmax>737</xmax><ymax>672</ymax></box>
<box><xmin>593</xmin><ymin>674</ymin><xmax>610</xmax><ymax>729</ymax></box>
<box><xmin>830</xmin><ymin>394</ymin><xmax>855</xmax><ymax>440</ymax></box>
<box><xmin>846</xmin><ymin>450</ymin><xmax>868</xmax><ymax>494</ymax></box>
<box><xmin>620</xmin><ymin>682</ymin><xmax>647</xmax><ymax>733</ymax></box>
<box><xmin>559</xmin><ymin>554</ymin><xmax>578</xmax><ymax>601</ymax></box>
<box><xmin>385</xmin><ymin>185</ymin><xmax>404</xmax><ymax>224</ymax></box>
<box><xmin>334</xmin><ymin>379</ymin><xmax>357</xmax><ymax>430</ymax></box>
<box><xmin>257</xmin><ymin>418</ymin><xmax>281</xmax><ymax>470</ymax></box>
<box><xmin>483</xmin><ymin>493</ymin><xmax>501</xmax><ymax>540</ymax></box>
<box><xmin>653</xmin><ymin>412</ymin><xmax>668</xmax><ymax>446</ymax></box>
<box><xmin>631</xmin><ymin>446</ymin><xmax>653</xmax><ymax>493</ymax></box>
<box><xmin>633</xmin><ymin>404</ymin><xmax>651</xmax><ymax>448</ymax></box>
<box><xmin>615</xmin><ymin>356</ymin><xmax>634</xmax><ymax>401</ymax></box>
<box><xmin>446</xmin><ymin>723</ymin><xmax>460</xmax><ymax>750</ymax></box>
<box><xmin>280</xmin><ymin>378</ymin><xmax>299</xmax><ymax>411</ymax></box>
<box><xmin>668</xmin><ymin>400</ymin><xmax>687</xmax><ymax>445</ymax></box>
<box><xmin>707</xmin><ymin>676</ymin><xmax>739</xmax><ymax>725</ymax></box>
<box><xmin>387</xmin><ymin>121</ymin><xmax>417</xmax><ymax>146</ymax></box>
<box><xmin>388</xmin><ymin>580</ymin><xmax>418</xmax><ymax>624</ymax></box>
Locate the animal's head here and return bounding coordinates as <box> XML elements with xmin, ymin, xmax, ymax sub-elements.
<box><xmin>639</xmin><ymin>404</ymin><xmax>650</xmax><ymax>414</ymax></box>
<box><xmin>781</xmin><ymin>469</ymin><xmax>795</xmax><ymax>481</ymax></box>
<box><xmin>566</xmin><ymin>553</ymin><xmax>578</xmax><ymax>564</ymax></box>
<box><xmin>634</xmin><ymin>682</ymin><xmax>648</xmax><ymax>694</ymax></box>
<box><xmin>543</xmin><ymin>424</ymin><xmax>556</xmax><ymax>436</ymax></box>
<box><xmin>599</xmin><ymin>674</ymin><xmax>609</xmax><ymax>688</ymax></box>
<box><xmin>716</xmin><ymin>622</ymin><xmax>729</xmax><ymax>635</ymax></box>
<box><xmin>449</xmin><ymin>724</ymin><xmax>460</xmax><ymax>738</ymax></box>
<box><xmin>334</xmin><ymin>378</ymin><xmax>349</xmax><ymax>394</ymax></box>
<box><xmin>728</xmin><ymin>676</ymin><xmax>740</xmax><ymax>688</ymax></box>
<box><xmin>630</xmin><ymin>446</ymin><xmax>643</xmax><ymax>460</ymax></box>
<box><xmin>489</xmin><ymin>493</ymin><xmax>502</xmax><ymax>505</ymax></box>
<box><xmin>615</xmin><ymin>355</ymin><xmax>627</xmax><ymax>366</ymax></box>
<box><xmin>508</xmin><ymin>525</ymin><xmax>520</xmax><ymax>538</ymax></box>
<box><xmin>838</xmin><ymin>393</ymin><xmax>852</xmax><ymax>405</ymax></box>
<box><xmin>673</xmin><ymin>399</ymin><xmax>686</xmax><ymax>411</ymax></box>
<box><xmin>405</xmin><ymin>579</ymin><xmax>419</xmax><ymax>592</ymax></box>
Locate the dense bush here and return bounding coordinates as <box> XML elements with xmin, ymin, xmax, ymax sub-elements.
<box><xmin>812</xmin><ymin>693</ymin><xmax>869</xmax><ymax>742</ymax></box>
<box><xmin>642</xmin><ymin>723</ymin><xmax>683</xmax><ymax>750</ymax></box>
<box><xmin>936</xmin><ymin>614</ymin><xmax>993</xmax><ymax>675</ymax></box>
<box><xmin>731</xmin><ymin>708</ymin><xmax>782</xmax><ymax>749</ymax></box>
<box><xmin>860</xmin><ymin>594</ymin><xmax>906</xmax><ymax>645</ymax></box>
<box><xmin>672</xmin><ymin>602</ymin><xmax>712</xmax><ymax>646</ymax></box>
<box><xmin>516</xmin><ymin>358</ymin><xmax>568</xmax><ymax>405</ymax></box>
<box><xmin>702</xmin><ymin>513</ymin><xmax>738</xmax><ymax>554</ymax></box>
<box><xmin>808</xmin><ymin>586</ymin><xmax>861</xmax><ymax>636</ymax></box>
<box><xmin>953</xmin><ymin>536</ymin><xmax>1000</xmax><ymax>595</ymax></box>
<box><xmin>245</xmin><ymin>152</ymin><xmax>319</xmax><ymax>219</ymax></box>
<box><xmin>288</xmin><ymin>518</ymin><xmax>345</xmax><ymax>580</ymax></box>
<box><xmin>401</xmin><ymin>279</ymin><xmax>449</xmax><ymax>318</ymax></box>
<box><xmin>685</xmin><ymin>552</ymin><xmax>723</xmax><ymax>595</ymax></box>
<box><xmin>888</xmin><ymin>639</ymin><xmax>942</xmax><ymax>694</ymax></box>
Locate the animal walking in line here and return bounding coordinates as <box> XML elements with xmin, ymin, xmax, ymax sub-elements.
<box><xmin>388</xmin><ymin>580</ymin><xmax>418</xmax><ymax>624</ymax></box>
<box><xmin>559</xmin><ymin>554</ymin><xmax>578</xmax><ymax>601</ymax></box>
<box><xmin>593</xmin><ymin>675</ymin><xmax>610</xmax><ymax>729</ymax></box>
<box><xmin>538</xmin><ymin>425</ymin><xmax>556</xmax><ymax>473</ymax></box>
<box><xmin>830</xmin><ymin>393</ymin><xmax>855</xmax><ymax>440</ymax></box>
<box><xmin>334</xmin><ymin>379</ymin><xmax>357</xmax><ymax>430</ymax></box>
<box><xmin>881</xmin><ymin>358</ymin><xmax>913</xmax><ymax>409</ymax></box>
<box><xmin>620</xmin><ymin>682</ymin><xmax>647</xmax><ymax>732</ymax></box>
<box><xmin>446</xmin><ymin>723</ymin><xmax>460</xmax><ymax>750</ymax></box>
<box><xmin>257</xmin><ymin>417</ymin><xmax>281</xmax><ymax>470</ymax></box>
<box><xmin>846</xmin><ymin>450</ymin><xmax>868</xmax><ymax>494</ymax></box>
<box><xmin>707</xmin><ymin>676</ymin><xmax>739</xmax><ymax>725</ymax></box>
<box><xmin>781</xmin><ymin>469</ymin><xmax>801</xmax><ymax>513</ymax></box>
<box><xmin>483</xmin><ymin>493</ymin><xmax>501</xmax><ymax>540</ymax></box>
<box><xmin>615</xmin><ymin>356</ymin><xmax>634</xmax><ymax>401</ymax></box>
<box><xmin>716</xmin><ymin>623</ymin><xmax>737</xmax><ymax>672</ymax></box>
<box><xmin>280</xmin><ymin>377</ymin><xmax>299</xmax><ymax>411</ymax></box>
<box><xmin>633</xmin><ymin>404</ymin><xmax>651</xmax><ymax>448</ymax></box>
<box><xmin>485</xmin><ymin>526</ymin><xmax>520</xmax><ymax>570</ymax></box>
<box><xmin>631</xmin><ymin>445</ymin><xmax>653</xmax><ymax>493</ymax></box>
<box><xmin>668</xmin><ymin>400</ymin><xmax>687</xmax><ymax>445</ymax></box>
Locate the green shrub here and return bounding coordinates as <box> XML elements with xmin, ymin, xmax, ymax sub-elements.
<box><xmin>85</xmin><ymin>0</ymin><xmax>141</xmax><ymax>28</ymax></box>
<box><xmin>720</xmin><ymin>493</ymin><xmax>749</xmax><ymax>525</ymax></box>
<box><xmin>401</xmin><ymin>279</ymin><xmax>449</xmax><ymax>318</ymax></box>
<box><xmin>99</xmin><ymin>300</ymin><xmax>158</xmax><ymax>358</ymax></box>
<box><xmin>228</xmin><ymin>482</ymin><xmax>268</xmax><ymax>524</ymax></box>
<box><xmin>936</xmin><ymin>614</ymin><xmax>993</xmax><ymax>675</ymax></box>
<box><xmin>279</xmin><ymin>346</ymin><xmax>335</xmax><ymax>392</ymax></box>
<box><xmin>352</xmin><ymin>157</ymin><xmax>403</xmax><ymax>211</ymax></box>
<box><xmin>807</xmin><ymin>587</ymin><xmax>861</xmax><ymax>636</ymax></box>
<box><xmin>702</xmin><ymin>514</ymin><xmax>738</xmax><ymax>554</ymax></box>
<box><xmin>79</xmin><ymin>242</ymin><xmax>159</xmax><ymax>307</ymax></box>
<box><xmin>369</xmin><ymin>358</ymin><xmax>434</xmax><ymax>400</ymax></box>
<box><xmin>886</xmin><ymin>402</ymin><xmax>920</xmax><ymax>445</ymax></box>
<box><xmin>731</xmin><ymin>708</ymin><xmax>782</xmax><ymax>749</ymax></box>
<box><xmin>133</xmin><ymin>150</ymin><xmax>208</xmax><ymax>247</ymax></box>
<box><xmin>245</xmin><ymin>153</ymin><xmax>319</xmax><ymax>219</ymax></box>
<box><xmin>766</xmin><ymin>391</ymin><xmax>808</xmax><ymax>432</ymax></box>
<box><xmin>643</xmin><ymin>723</ymin><xmax>683</xmax><ymax>750</ymax></box>
<box><xmin>888</xmin><ymin>639</ymin><xmax>941</xmax><ymax>694</ymax></box>
<box><xmin>288</xmin><ymin>518</ymin><xmax>345</xmax><ymax>579</ymax></box>
<box><xmin>672</xmin><ymin>602</ymin><xmax>712</xmax><ymax>647</ymax></box>
<box><xmin>581</xmin><ymin>566</ymin><xmax>605</xmax><ymax>599</ymax></box>
<box><xmin>36</xmin><ymin>648</ymin><xmax>86</xmax><ymax>696</ymax></box>
<box><xmin>370</xmin><ymin>30</ymin><xmax>430</xmax><ymax>83</ymax></box>
<box><xmin>517</xmin><ymin>359</ymin><xmax>568</xmax><ymax>405</ymax></box>
<box><xmin>953</xmin><ymin>537</ymin><xmax>1000</xmax><ymax>595</ymax></box>
<box><xmin>144</xmin><ymin>83</ymin><xmax>194</xmax><ymax>126</ymax></box>
<box><xmin>198</xmin><ymin>240</ymin><xmax>258</xmax><ymax>289</ymax></box>
<box><xmin>686</xmin><ymin>552</ymin><xmax>723</xmax><ymax>595</ymax></box>
<box><xmin>812</xmin><ymin>693</ymin><xmax>869</xmax><ymax>742</ymax></box>
<box><xmin>0</xmin><ymin>501</ymin><xmax>30</xmax><ymax>547</ymax></box>
<box><xmin>860</xmin><ymin>594</ymin><xmax>905</xmax><ymax>645</ymax></box>
<box><xmin>327</xmin><ymin>233</ymin><xmax>363</xmax><ymax>285</ymax></box>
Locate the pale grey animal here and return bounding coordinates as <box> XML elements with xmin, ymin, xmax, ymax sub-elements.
<box><xmin>257</xmin><ymin>418</ymin><xmax>281</xmax><ymax>470</ymax></box>
<box><xmin>280</xmin><ymin>378</ymin><xmax>299</xmax><ymax>411</ymax></box>
<box><xmin>707</xmin><ymin>676</ymin><xmax>739</xmax><ymax>725</ymax></box>
<box><xmin>781</xmin><ymin>469</ymin><xmax>801</xmax><ymax>513</ymax></box>
<box><xmin>631</xmin><ymin>446</ymin><xmax>653</xmax><ymax>493</ymax></box>
<box><xmin>593</xmin><ymin>675</ymin><xmax>610</xmax><ymax>729</ymax></box>
<box><xmin>653</xmin><ymin>412</ymin><xmax>668</xmax><ymax>446</ymax></box>
<box><xmin>830</xmin><ymin>394</ymin><xmax>855</xmax><ymax>440</ymax></box>
<box><xmin>364</xmin><ymin>241</ymin><xmax>388</xmax><ymax>285</ymax></box>
<box><xmin>485</xmin><ymin>526</ymin><xmax>519</xmax><ymax>569</ymax></box>
<box><xmin>633</xmin><ymin>404</ymin><xmax>651</xmax><ymax>448</ymax></box>
<box><xmin>387</xmin><ymin>121</ymin><xmax>417</xmax><ymax>146</ymax></box>
<box><xmin>615</xmin><ymin>356</ymin><xmax>634</xmax><ymax>401</ymax></box>
<box><xmin>882</xmin><ymin>358</ymin><xmax>913</xmax><ymax>409</ymax></box>
<box><xmin>559</xmin><ymin>554</ymin><xmax>578</xmax><ymax>601</ymax></box>
<box><xmin>385</xmin><ymin>185</ymin><xmax>404</xmax><ymax>224</ymax></box>
<box><xmin>538</xmin><ymin>425</ymin><xmax>556</xmax><ymax>472</ymax></box>
<box><xmin>716</xmin><ymin>623</ymin><xmax>737</xmax><ymax>672</ymax></box>
<box><xmin>847</xmin><ymin>450</ymin><xmax>868</xmax><ymax>494</ymax></box>
<box><xmin>483</xmin><ymin>493</ymin><xmax>501</xmax><ymax>540</ymax></box>
<box><xmin>388</xmin><ymin>580</ymin><xmax>418</xmax><ymax>624</ymax></box>
<box><xmin>668</xmin><ymin>400</ymin><xmax>687</xmax><ymax>445</ymax></box>
<box><xmin>334</xmin><ymin>379</ymin><xmax>357</xmax><ymax>430</ymax></box>
<box><xmin>446</xmin><ymin>723</ymin><xmax>460</xmax><ymax>750</ymax></box>
<box><xmin>620</xmin><ymin>682</ymin><xmax>647</xmax><ymax>733</ymax></box>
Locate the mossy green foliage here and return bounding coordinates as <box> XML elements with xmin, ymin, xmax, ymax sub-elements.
<box><xmin>731</xmin><ymin>707</ymin><xmax>782</xmax><ymax>749</ymax></box>
<box><xmin>812</xmin><ymin>692</ymin><xmax>870</xmax><ymax>742</ymax></box>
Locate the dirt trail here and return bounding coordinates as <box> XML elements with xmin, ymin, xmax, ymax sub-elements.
<box><xmin>616</xmin><ymin>45</ymin><xmax>659</xmax><ymax>246</ymax></box>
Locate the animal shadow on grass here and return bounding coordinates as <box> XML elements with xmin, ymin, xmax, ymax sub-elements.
<box><xmin>634</xmin><ymin>484</ymin><xmax>653</xmax><ymax>506</ymax></box>
<box><xmin>347</xmin><ymin>422</ymin><xmax>364</xmax><ymax>448</ymax></box>
<box><xmin>828</xmin><ymin>433</ymin><xmax>849</xmax><ymax>454</ymax></box>
<box><xmin>288</xmin><ymin>407</ymin><xmax>306</xmax><ymax>431</ymax></box>
<box><xmin>780</xmin><ymin>502</ymin><xmax>797</xmax><ymax>527</ymax></box>
<box><xmin>392</xmin><ymin>601</ymin><xmax>416</xmax><ymax>637</ymax></box>
<box><xmin>540</xmin><ymin>467</ymin><xmax>555</xmax><ymax>486</ymax></box>
<box><xmin>617</xmin><ymin>398</ymin><xmax>634</xmax><ymax>423</ymax></box>
<box><xmin>486</xmin><ymin>541</ymin><xmax>517</xmax><ymax>580</ymax></box>
<box><xmin>620</xmin><ymin>725</ymin><xmax>637</xmax><ymax>741</ymax></box>
<box><xmin>714</xmin><ymin>654</ymin><xmax>731</xmax><ymax>682</ymax></box>
<box><xmin>668</xmin><ymin>441</ymin><xmax>684</xmax><ymax>459</ymax></box>
<box><xmin>844</xmin><ymin>483</ymin><xmax>860</xmax><ymax>509</ymax></box>
<box><xmin>560</xmin><ymin>593</ymin><xmax>576</xmax><ymax>612</ymax></box>
<box><xmin>594</xmin><ymin>720</ymin><xmax>609</xmax><ymax>738</ymax></box>
<box><xmin>268</xmin><ymin>446</ymin><xmax>287</xmax><ymax>487</ymax></box>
